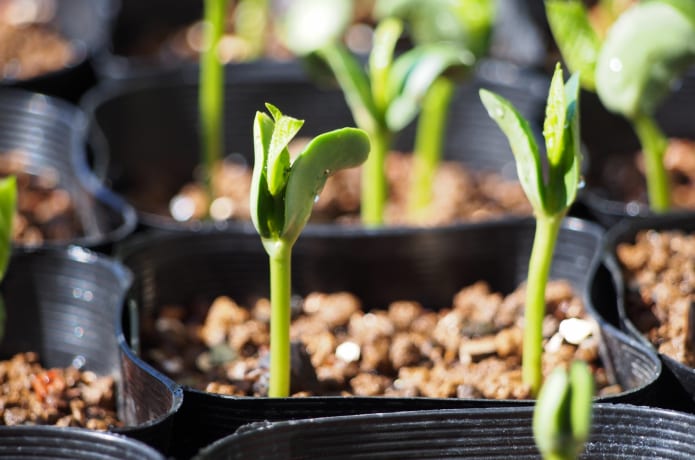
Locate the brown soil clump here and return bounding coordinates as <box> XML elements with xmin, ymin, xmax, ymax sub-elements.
<box><xmin>0</xmin><ymin>352</ymin><xmax>122</xmax><ymax>429</ymax></box>
<box><xmin>616</xmin><ymin>228</ymin><xmax>695</xmax><ymax>366</ymax></box>
<box><xmin>169</xmin><ymin>152</ymin><xmax>531</xmax><ymax>227</ymax></box>
<box><xmin>143</xmin><ymin>280</ymin><xmax>619</xmax><ymax>400</ymax></box>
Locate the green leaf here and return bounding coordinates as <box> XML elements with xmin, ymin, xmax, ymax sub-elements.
<box><xmin>250</xmin><ymin>111</ymin><xmax>279</xmax><ymax>239</ymax></box>
<box><xmin>560</xmin><ymin>72</ymin><xmax>582</xmax><ymax>210</ymax></box>
<box><xmin>649</xmin><ymin>0</ymin><xmax>695</xmax><ymax>26</ymax></box>
<box><xmin>279</xmin><ymin>0</ymin><xmax>352</xmax><ymax>55</ymax></box>
<box><xmin>317</xmin><ymin>44</ymin><xmax>380</xmax><ymax>134</ymax></box>
<box><xmin>265</xmin><ymin>104</ymin><xmax>304</xmax><ymax>196</ymax></box>
<box><xmin>283</xmin><ymin>128</ymin><xmax>370</xmax><ymax>245</ymax></box>
<box><xmin>595</xmin><ymin>1</ymin><xmax>695</xmax><ymax>118</ymax></box>
<box><xmin>544</xmin><ymin>64</ymin><xmax>567</xmax><ymax>169</ymax></box>
<box><xmin>374</xmin><ymin>0</ymin><xmax>494</xmax><ymax>59</ymax></box>
<box><xmin>533</xmin><ymin>367</ymin><xmax>572</xmax><ymax>458</ymax></box>
<box><xmin>0</xmin><ymin>176</ymin><xmax>15</xmax><ymax>280</ymax></box>
<box><xmin>545</xmin><ymin>0</ymin><xmax>601</xmax><ymax>91</ymax></box>
<box><xmin>369</xmin><ymin>17</ymin><xmax>403</xmax><ymax>113</ymax></box>
<box><xmin>569</xmin><ymin>361</ymin><xmax>594</xmax><ymax>447</ymax></box>
<box><xmin>479</xmin><ymin>89</ymin><xmax>545</xmax><ymax>213</ymax></box>
<box><xmin>386</xmin><ymin>44</ymin><xmax>474</xmax><ymax>131</ymax></box>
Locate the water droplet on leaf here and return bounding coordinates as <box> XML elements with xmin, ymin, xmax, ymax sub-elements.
<box><xmin>609</xmin><ymin>57</ymin><xmax>623</xmax><ymax>73</ymax></box>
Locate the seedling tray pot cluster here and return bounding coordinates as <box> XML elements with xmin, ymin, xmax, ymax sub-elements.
<box><xmin>116</xmin><ymin>216</ymin><xmax>660</xmax><ymax>459</ymax></box>
<box><xmin>0</xmin><ymin>246</ymin><xmax>182</xmax><ymax>453</ymax></box>
<box><xmin>195</xmin><ymin>404</ymin><xmax>695</xmax><ymax>459</ymax></box>
<box><xmin>0</xmin><ymin>87</ymin><xmax>136</xmax><ymax>252</ymax></box>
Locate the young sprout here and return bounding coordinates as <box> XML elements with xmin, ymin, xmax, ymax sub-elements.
<box><xmin>281</xmin><ymin>0</ymin><xmax>474</xmax><ymax>226</ymax></box>
<box><xmin>480</xmin><ymin>64</ymin><xmax>581</xmax><ymax>395</ymax></box>
<box><xmin>533</xmin><ymin>361</ymin><xmax>594</xmax><ymax>460</ymax></box>
<box><xmin>545</xmin><ymin>0</ymin><xmax>695</xmax><ymax>213</ymax></box>
<box><xmin>0</xmin><ymin>176</ymin><xmax>16</xmax><ymax>341</ymax></box>
<box><xmin>199</xmin><ymin>0</ymin><xmax>228</xmax><ymax>201</ymax></box>
<box><xmin>250</xmin><ymin>104</ymin><xmax>370</xmax><ymax>397</ymax></box>
<box><xmin>374</xmin><ymin>0</ymin><xmax>495</xmax><ymax>220</ymax></box>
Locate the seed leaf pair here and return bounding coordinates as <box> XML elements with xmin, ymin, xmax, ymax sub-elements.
<box><xmin>251</xmin><ymin>104</ymin><xmax>370</xmax><ymax>249</ymax></box>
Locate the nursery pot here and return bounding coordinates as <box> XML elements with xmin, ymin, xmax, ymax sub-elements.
<box><xmin>0</xmin><ymin>426</ymin><xmax>164</xmax><ymax>459</ymax></box>
<box><xmin>578</xmin><ymin>70</ymin><xmax>695</xmax><ymax>227</ymax></box>
<box><xmin>116</xmin><ymin>217</ymin><xmax>660</xmax><ymax>459</ymax></box>
<box><xmin>602</xmin><ymin>213</ymin><xmax>695</xmax><ymax>414</ymax></box>
<box><xmin>83</xmin><ymin>58</ymin><xmax>549</xmax><ymax>233</ymax></box>
<box><xmin>2</xmin><ymin>0</ymin><xmax>117</xmax><ymax>102</ymax></box>
<box><xmin>0</xmin><ymin>246</ymin><xmax>182</xmax><ymax>453</ymax></box>
<box><xmin>195</xmin><ymin>404</ymin><xmax>695</xmax><ymax>459</ymax></box>
<box><xmin>0</xmin><ymin>87</ymin><xmax>136</xmax><ymax>253</ymax></box>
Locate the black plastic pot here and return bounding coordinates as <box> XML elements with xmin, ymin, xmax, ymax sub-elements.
<box><xmin>601</xmin><ymin>213</ymin><xmax>695</xmax><ymax>414</ymax></box>
<box><xmin>116</xmin><ymin>216</ymin><xmax>660</xmax><ymax>459</ymax></box>
<box><xmin>2</xmin><ymin>0</ymin><xmax>117</xmax><ymax>102</ymax></box>
<box><xmin>195</xmin><ymin>404</ymin><xmax>695</xmax><ymax>459</ymax></box>
<box><xmin>0</xmin><ymin>246</ymin><xmax>183</xmax><ymax>453</ymax></box>
<box><xmin>83</xmin><ymin>58</ymin><xmax>548</xmax><ymax>233</ymax></box>
<box><xmin>578</xmin><ymin>71</ymin><xmax>695</xmax><ymax>228</ymax></box>
<box><xmin>0</xmin><ymin>87</ymin><xmax>136</xmax><ymax>253</ymax></box>
<box><xmin>0</xmin><ymin>426</ymin><xmax>165</xmax><ymax>459</ymax></box>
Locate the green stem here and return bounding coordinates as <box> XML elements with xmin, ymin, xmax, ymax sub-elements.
<box><xmin>523</xmin><ymin>213</ymin><xmax>563</xmax><ymax>396</ymax></box>
<box><xmin>631</xmin><ymin>114</ymin><xmax>670</xmax><ymax>213</ymax></box>
<box><xmin>266</xmin><ymin>240</ymin><xmax>292</xmax><ymax>397</ymax></box>
<box><xmin>199</xmin><ymin>0</ymin><xmax>227</xmax><ymax>199</ymax></box>
<box><xmin>361</xmin><ymin>128</ymin><xmax>391</xmax><ymax>226</ymax></box>
<box><xmin>408</xmin><ymin>76</ymin><xmax>454</xmax><ymax>219</ymax></box>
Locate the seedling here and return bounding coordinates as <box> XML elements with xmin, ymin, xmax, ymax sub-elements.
<box><xmin>199</xmin><ymin>0</ymin><xmax>228</xmax><ymax>201</ymax></box>
<box><xmin>533</xmin><ymin>361</ymin><xmax>594</xmax><ymax>460</ymax></box>
<box><xmin>375</xmin><ymin>0</ymin><xmax>494</xmax><ymax>220</ymax></box>
<box><xmin>250</xmin><ymin>104</ymin><xmax>370</xmax><ymax>397</ymax></box>
<box><xmin>480</xmin><ymin>64</ymin><xmax>581</xmax><ymax>395</ymax></box>
<box><xmin>545</xmin><ymin>0</ymin><xmax>695</xmax><ymax>213</ymax></box>
<box><xmin>0</xmin><ymin>176</ymin><xmax>16</xmax><ymax>341</ymax></box>
<box><xmin>281</xmin><ymin>0</ymin><xmax>474</xmax><ymax>226</ymax></box>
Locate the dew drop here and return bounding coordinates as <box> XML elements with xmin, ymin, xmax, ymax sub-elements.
<box><xmin>609</xmin><ymin>57</ymin><xmax>623</xmax><ymax>73</ymax></box>
<box><xmin>493</xmin><ymin>107</ymin><xmax>504</xmax><ymax>118</ymax></box>
<box><xmin>578</xmin><ymin>176</ymin><xmax>586</xmax><ymax>190</ymax></box>
<box><xmin>313</xmin><ymin>195</ymin><xmax>320</xmax><ymax>203</ymax></box>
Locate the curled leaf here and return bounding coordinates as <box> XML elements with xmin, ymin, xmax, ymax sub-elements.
<box><xmin>479</xmin><ymin>89</ymin><xmax>545</xmax><ymax>213</ymax></box>
<box><xmin>283</xmin><ymin>128</ymin><xmax>370</xmax><ymax>244</ymax></box>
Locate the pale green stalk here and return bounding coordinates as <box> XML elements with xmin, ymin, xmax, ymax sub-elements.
<box><xmin>523</xmin><ymin>213</ymin><xmax>564</xmax><ymax>396</ymax></box>
<box><xmin>267</xmin><ymin>241</ymin><xmax>292</xmax><ymax>397</ymax></box>
<box><xmin>632</xmin><ymin>114</ymin><xmax>671</xmax><ymax>213</ymax></box>
<box><xmin>408</xmin><ymin>76</ymin><xmax>454</xmax><ymax>218</ymax></box>
<box><xmin>199</xmin><ymin>0</ymin><xmax>227</xmax><ymax>198</ymax></box>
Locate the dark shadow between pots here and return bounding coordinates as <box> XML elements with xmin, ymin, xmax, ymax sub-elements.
<box><xmin>116</xmin><ymin>216</ymin><xmax>660</xmax><ymax>459</ymax></box>
<box><xmin>0</xmin><ymin>426</ymin><xmax>165</xmax><ymax>459</ymax></box>
<box><xmin>83</xmin><ymin>58</ymin><xmax>549</xmax><ymax>234</ymax></box>
<box><xmin>0</xmin><ymin>88</ymin><xmax>136</xmax><ymax>253</ymax></box>
<box><xmin>602</xmin><ymin>213</ymin><xmax>695</xmax><ymax>414</ymax></box>
<box><xmin>0</xmin><ymin>246</ymin><xmax>182</xmax><ymax>453</ymax></box>
<box><xmin>2</xmin><ymin>0</ymin><xmax>117</xmax><ymax>103</ymax></box>
<box><xmin>579</xmin><ymin>71</ymin><xmax>695</xmax><ymax>228</ymax></box>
